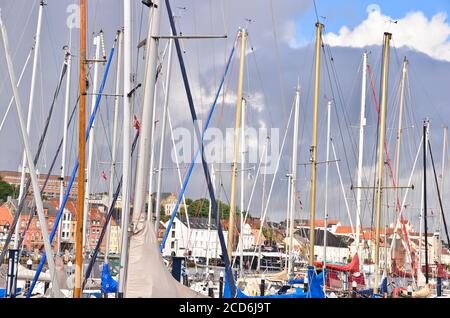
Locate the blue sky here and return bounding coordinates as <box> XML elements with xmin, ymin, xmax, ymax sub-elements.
<box><xmin>294</xmin><ymin>0</ymin><xmax>450</xmax><ymax>44</ymax></box>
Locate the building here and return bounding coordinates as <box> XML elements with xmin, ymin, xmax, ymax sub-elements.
<box><xmin>162</xmin><ymin>216</ymin><xmax>228</xmax><ymax>259</ymax></box>
<box><xmin>0</xmin><ymin>170</ymin><xmax>78</xmax><ymax>199</ymax></box>
<box><xmin>0</xmin><ymin>197</ymin><xmax>120</xmax><ymax>257</ymax></box>
<box><xmin>161</xmin><ymin>215</ymin><xmax>253</xmax><ymax>260</ymax></box>
<box><xmin>295</xmin><ymin>228</ymin><xmax>353</xmax><ymax>263</ymax></box>
<box><xmin>0</xmin><ymin>199</ymin><xmax>59</xmax><ymax>253</ymax></box>
<box><xmin>160</xmin><ymin>193</ymin><xmax>182</xmax><ymax>216</ymax></box>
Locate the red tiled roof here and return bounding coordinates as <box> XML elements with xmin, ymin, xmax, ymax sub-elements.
<box><xmin>334</xmin><ymin>226</ymin><xmax>356</xmax><ymax>234</ymax></box>
<box><xmin>305</xmin><ymin>219</ymin><xmax>339</xmax><ymax>227</ymax></box>
<box><xmin>0</xmin><ymin>204</ymin><xmax>13</xmax><ymax>225</ymax></box>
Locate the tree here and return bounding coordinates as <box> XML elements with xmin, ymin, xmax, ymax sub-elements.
<box><xmin>186</xmin><ymin>198</ymin><xmax>239</xmax><ymax>220</ymax></box>
<box><xmin>0</xmin><ymin>177</ymin><xmax>18</xmax><ymax>202</ymax></box>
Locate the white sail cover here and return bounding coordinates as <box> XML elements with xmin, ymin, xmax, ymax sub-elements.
<box><xmin>125</xmin><ymin>220</ymin><xmax>206</xmax><ymax>298</ymax></box>
<box><xmin>417</xmin><ymin>268</ymin><xmax>426</xmax><ymax>287</ymax></box>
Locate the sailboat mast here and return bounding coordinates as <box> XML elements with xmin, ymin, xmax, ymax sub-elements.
<box><xmin>309</xmin><ymin>22</ymin><xmax>323</xmax><ymax>265</ymax></box>
<box><xmin>394</xmin><ymin>57</ymin><xmax>408</xmax><ymax>186</ymax></box>
<box><xmin>130</xmin><ymin>0</ymin><xmax>161</xmax><ymax>230</ymax></box>
<box><xmin>439</xmin><ymin>127</ymin><xmax>447</xmax><ymax>245</ymax></box>
<box><xmin>15</xmin><ymin>0</ymin><xmax>45</xmax><ymax>249</ymax></box>
<box><xmin>239</xmin><ymin>98</ymin><xmax>246</xmax><ymax>278</ymax></box>
<box><xmin>373</xmin><ymin>32</ymin><xmax>391</xmax><ymax>295</ymax></box>
<box><xmin>227</xmin><ymin>28</ymin><xmax>247</xmax><ymax>263</ymax></box>
<box><xmin>390</xmin><ymin>57</ymin><xmax>408</xmax><ymax>274</ymax></box>
<box><xmin>288</xmin><ymin>86</ymin><xmax>300</xmax><ymax>277</ymax></box>
<box><xmin>423</xmin><ymin>119</ymin><xmax>429</xmax><ymax>284</ymax></box>
<box><xmin>118</xmin><ymin>0</ymin><xmax>132</xmax><ymax>297</ymax></box>
<box><xmin>83</xmin><ymin>33</ymin><xmax>101</xmax><ymax>254</ymax></box>
<box><xmin>74</xmin><ymin>0</ymin><xmax>87</xmax><ymax>299</ymax></box>
<box><xmin>0</xmin><ymin>8</ymin><xmax>60</xmax><ymax>297</ymax></box>
<box><xmin>154</xmin><ymin>37</ymin><xmax>175</xmax><ymax>230</ymax></box>
<box><xmin>58</xmin><ymin>46</ymin><xmax>72</xmax><ymax>254</ymax></box>
<box><xmin>257</xmin><ymin>136</ymin><xmax>269</xmax><ymax>272</ymax></box>
<box><xmin>356</xmin><ymin>52</ymin><xmax>367</xmax><ymax>260</ymax></box>
<box><xmin>105</xmin><ymin>29</ymin><xmax>123</xmax><ymax>263</ymax></box>
<box><xmin>323</xmin><ymin>100</ymin><xmax>331</xmax><ymax>273</ymax></box>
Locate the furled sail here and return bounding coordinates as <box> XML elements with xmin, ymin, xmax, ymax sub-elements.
<box><xmin>125</xmin><ymin>220</ymin><xmax>206</xmax><ymax>298</ymax></box>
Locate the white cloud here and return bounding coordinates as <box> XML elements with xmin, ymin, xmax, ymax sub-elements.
<box><xmin>324</xmin><ymin>10</ymin><xmax>450</xmax><ymax>62</ymax></box>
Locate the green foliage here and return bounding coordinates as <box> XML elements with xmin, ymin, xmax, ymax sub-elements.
<box><xmin>186</xmin><ymin>198</ymin><xmax>238</xmax><ymax>220</ymax></box>
<box><xmin>0</xmin><ymin>177</ymin><xmax>18</xmax><ymax>202</ymax></box>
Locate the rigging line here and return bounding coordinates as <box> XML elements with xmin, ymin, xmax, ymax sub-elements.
<box><xmin>367</xmin><ymin>63</ymin><xmax>415</xmax><ymax>266</ymax></box>
<box><xmin>249</xmin><ymin>96</ymin><xmax>295</xmax><ymax>267</ymax></box>
<box><xmin>312</xmin><ymin>0</ymin><xmax>320</xmax><ymax>23</ymax></box>
<box><xmin>162</xmin><ymin>1</ymin><xmax>238</xmax><ymax>295</ymax></box>
<box><xmin>323</xmin><ymin>41</ymin><xmax>359</xmax><ymax>161</ymax></box>
<box><xmin>43</xmin><ymin>8</ymin><xmax>60</xmax><ymax>82</ymax></box>
<box><xmin>322</xmin><ymin>43</ymin><xmax>359</xmax><ymax>185</ymax></box>
<box><xmin>428</xmin><ymin>140</ymin><xmax>450</xmax><ymax>247</ymax></box>
<box><xmin>82</xmin><ymin>131</ymin><xmax>140</xmax><ymax>289</ymax></box>
<box><xmin>321</xmin><ymin>42</ymin><xmax>358</xmax><ymax>211</ymax></box>
<box><xmin>160</xmin><ymin>28</ymin><xmax>238</xmax><ymax>246</ymax></box>
<box><xmin>26</xmin><ymin>41</ymin><xmax>117</xmax><ymax>298</ymax></box>
<box><xmin>19</xmin><ymin>97</ymin><xmax>78</xmax><ymax>249</ymax></box>
<box><xmin>0</xmin><ymin>1</ymin><xmax>36</xmax><ymax>97</ymax></box>
<box><xmin>0</xmin><ymin>59</ymin><xmax>68</xmax><ymax>262</ymax></box>
<box><xmin>0</xmin><ymin>45</ymin><xmax>34</xmax><ymax>134</ymax></box>
<box><xmin>268</xmin><ymin>0</ymin><xmax>288</xmax><ymax>121</ymax></box>
<box><xmin>246</xmin><ymin>33</ymin><xmax>289</xmax><ymax>175</ymax></box>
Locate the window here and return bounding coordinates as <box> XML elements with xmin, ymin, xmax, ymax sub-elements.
<box><xmin>172</xmin><ymin>222</ymin><xmax>176</xmax><ymax>229</ymax></box>
<box><xmin>171</xmin><ymin>242</ymin><xmax>175</xmax><ymax>249</ymax></box>
<box><xmin>171</xmin><ymin>231</ymin><xmax>175</xmax><ymax>238</ymax></box>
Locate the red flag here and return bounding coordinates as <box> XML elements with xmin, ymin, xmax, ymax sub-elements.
<box><xmin>101</xmin><ymin>171</ymin><xmax>107</xmax><ymax>181</ymax></box>
<box><xmin>133</xmin><ymin>114</ymin><xmax>140</xmax><ymax>131</ymax></box>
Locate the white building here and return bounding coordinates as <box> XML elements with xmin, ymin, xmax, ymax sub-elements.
<box><xmin>295</xmin><ymin>228</ymin><xmax>352</xmax><ymax>263</ymax></box>
<box><xmin>162</xmin><ymin>216</ymin><xmax>253</xmax><ymax>260</ymax></box>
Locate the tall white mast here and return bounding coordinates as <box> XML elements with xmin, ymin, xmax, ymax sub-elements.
<box><xmin>288</xmin><ymin>86</ymin><xmax>300</xmax><ymax>277</ymax></box>
<box><xmin>285</xmin><ymin>171</ymin><xmax>291</xmax><ymax>269</ymax></box>
<box><xmin>118</xmin><ymin>0</ymin><xmax>132</xmax><ymax>297</ymax></box>
<box><xmin>323</xmin><ymin>100</ymin><xmax>331</xmax><ymax>272</ymax></box>
<box><xmin>105</xmin><ymin>29</ymin><xmax>123</xmax><ymax>263</ymax></box>
<box><xmin>392</xmin><ymin>57</ymin><xmax>408</xmax><ymax>270</ymax></box>
<box><xmin>83</xmin><ymin>33</ymin><xmax>101</xmax><ymax>254</ymax></box>
<box><xmin>147</xmin><ymin>92</ymin><xmax>158</xmax><ymax>221</ymax></box>
<box><xmin>206</xmin><ymin>164</ymin><xmax>216</xmax><ymax>273</ymax></box>
<box><xmin>439</xmin><ymin>127</ymin><xmax>447</xmax><ymax>244</ymax></box>
<box><xmin>57</xmin><ymin>46</ymin><xmax>72</xmax><ymax>254</ymax></box>
<box><xmin>355</xmin><ymin>52</ymin><xmax>367</xmax><ymax>261</ymax></box>
<box><xmin>0</xmin><ymin>10</ymin><xmax>60</xmax><ymax>296</ymax></box>
<box><xmin>15</xmin><ymin>0</ymin><xmax>45</xmax><ymax>249</ymax></box>
<box><xmin>154</xmin><ymin>37</ymin><xmax>174</xmax><ymax>230</ymax></box>
<box><xmin>257</xmin><ymin>136</ymin><xmax>269</xmax><ymax>272</ymax></box>
<box><xmin>129</xmin><ymin>0</ymin><xmax>161</xmax><ymax>249</ymax></box>
<box><xmin>418</xmin><ymin>122</ymin><xmax>429</xmax><ymax>284</ymax></box>
<box><xmin>238</xmin><ymin>98</ymin><xmax>247</xmax><ymax>277</ymax></box>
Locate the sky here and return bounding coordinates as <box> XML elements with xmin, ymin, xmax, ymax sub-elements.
<box><xmin>0</xmin><ymin>0</ymin><xmax>450</xmax><ymax>235</ymax></box>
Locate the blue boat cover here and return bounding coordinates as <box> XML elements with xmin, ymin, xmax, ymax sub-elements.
<box><xmin>224</xmin><ymin>266</ymin><xmax>326</xmax><ymax>298</ymax></box>
<box><xmin>101</xmin><ymin>263</ymin><xmax>118</xmax><ymax>294</ymax></box>
<box><xmin>356</xmin><ymin>277</ymin><xmax>388</xmax><ymax>297</ymax></box>
<box><xmin>0</xmin><ymin>288</ymin><xmax>22</xmax><ymax>298</ymax></box>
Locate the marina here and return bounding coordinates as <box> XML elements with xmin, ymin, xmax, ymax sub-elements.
<box><xmin>0</xmin><ymin>0</ymin><xmax>450</xmax><ymax>300</ymax></box>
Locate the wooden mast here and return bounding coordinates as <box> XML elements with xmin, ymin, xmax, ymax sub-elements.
<box><xmin>308</xmin><ymin>22</ymin><xmax>323</xmax><ymax>265</ymax></box>
<box><xmin>373</xmin><ymin>32</ymin><xmax>391</xmax><ymax>295</ymax></box>
<box><xmin>74</xmin><ymin>0</ymin><xmax>86</xmax><ymax>298</ymax></box>
<box><xmin>227</xmin><ymin>28</ymin><xmax>247</xmax><ymax>262</ymax></box>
